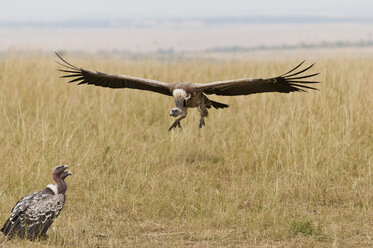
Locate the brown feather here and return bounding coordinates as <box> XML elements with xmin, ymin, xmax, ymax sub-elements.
<box><xmin>195</xmin><ymin>62</ymin><xmax>320</xmax><ymax>96</ymax></box>
<box><xmin>56</xmin><ymin>52</ymin><xmax>172</xmax><ymax>96</ymax></box>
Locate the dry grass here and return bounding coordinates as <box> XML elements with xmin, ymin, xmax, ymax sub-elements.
<box><xmin>0</xmin><ymin>52</ymin><xmax>372</xmax><ymax>247</ymax></box>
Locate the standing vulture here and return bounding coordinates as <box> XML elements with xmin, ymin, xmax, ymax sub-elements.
<box><xmin>1</xmin><ymin>165</ymin><xmax>72</xmax><ymax>240</ymax></box>
<box><xmin>56</xmin><ymin>53</ymin><xmax>320</xmax><ymax>130</ymax></box>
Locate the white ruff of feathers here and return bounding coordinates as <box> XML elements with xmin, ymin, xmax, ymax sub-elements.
<box><xmin>173</xmin><ymin>89</ymin><xmax>188</xmax><ymax>99</ymax></box>
<box><xmin>46</xmin><ymin>184</ymin><xmax>58</xmax><ymax>195</ymax></box>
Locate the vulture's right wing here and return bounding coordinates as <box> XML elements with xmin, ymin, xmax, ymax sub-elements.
<box><xmin>195</xmin><ymin>61</ymin><xmax>320</xmax><ymax>96</ymax></box>
<box><xmin>56</xmin><ymin>52</ymin><xmax>173</xmax><ymax>96</ymax></box>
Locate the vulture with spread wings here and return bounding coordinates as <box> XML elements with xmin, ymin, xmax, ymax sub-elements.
<box><xmin>56</xmin><ymin>53</ymin><xmax>320</xmax><ymax>130</ymax></box>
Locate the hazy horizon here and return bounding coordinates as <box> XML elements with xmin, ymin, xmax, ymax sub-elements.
<box><xmin>1</xmin><ymin>0</ymin><xmax>373</xmax><ymax>22</ymax></box>
<box><xmin>1</xmin><ymin>0</ymin><xmax>373</xmax><ymax>54</ymax></box>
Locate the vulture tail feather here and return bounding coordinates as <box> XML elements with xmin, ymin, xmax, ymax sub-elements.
<box><xmin>207</xmin><ymin>99</ymin><xmax>229</xmax><ymax>109</ymax></box>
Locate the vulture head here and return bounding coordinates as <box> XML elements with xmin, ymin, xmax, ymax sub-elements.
<box><xmin>52</xmin><ymin>165</ymin><xmax>71</xmax><ymax>194</ymax></box>
<box><xmin>170</xmin><ymin>89</ymin><xmax>191</xmax><ymax>117</ymax></box>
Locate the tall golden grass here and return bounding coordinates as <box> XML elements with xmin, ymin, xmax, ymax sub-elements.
<box><xmin>0</xmin><ymin>52</ymin><xmax>372</xmax><ymax>247</ymax></box>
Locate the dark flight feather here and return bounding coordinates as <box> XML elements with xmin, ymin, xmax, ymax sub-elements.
<box><xmin>1</xmin><ymin>189</ymin><xmax>65</xmax><ymax>240</ymax></box>
<box><xmin>196</xmin><ymin>61</ymin><xmax>320</xmax><ymax>96</ymax></box>
<box><xmin>55</xmin><ymin>52</ymin><xmax>172</xmax><ymax>96</ymax></box>
<box><xmin>55</xmin><ymin>53</ymin><xmax>320</xmax><ymax>130</ymax></box>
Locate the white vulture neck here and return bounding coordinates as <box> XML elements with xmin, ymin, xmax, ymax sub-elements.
<box><xmin>173</xmin><ymin>89</ymin><xmax>188</xmax><ymax>99</ymax></box>
<box><xmin>46</xmin><ymin>184</ymin><xmax>58</xmax><ymax>195</ymax></box>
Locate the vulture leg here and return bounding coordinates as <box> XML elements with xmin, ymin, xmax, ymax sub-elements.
<box><xmin>197</xmin><ymin>105</ymin><xmax>208</xmax><ymax>128</ymax></box>
<box><xmin>169</xmin><ymin>109</ymin><xmax>188</xmax><ymax>131</ymax></box>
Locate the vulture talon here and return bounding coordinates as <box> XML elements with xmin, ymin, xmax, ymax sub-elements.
<box><xmin>168</xmin><ymin>120</ymin><xmax>182</xmax><ymax>131</ymax></box>
<box><xmin>199</xmin><ymin>119</ymin><xmax>205</xmax><ymax>128</ymax></box>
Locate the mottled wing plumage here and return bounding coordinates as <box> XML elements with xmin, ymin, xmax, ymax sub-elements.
<box><xmin>56</xmin><ymin>52</ymin><xmax>172</xmax><ymax>96</ymax></box>
<box><xmin>1</xmin><ymin>188</ymin><xmax>65</xmax><ymax>239</ymax></box>
<box><xmin>197</xmin><ymin>61</ymin><xmax>320</xmax><ymax>96</ymax></box>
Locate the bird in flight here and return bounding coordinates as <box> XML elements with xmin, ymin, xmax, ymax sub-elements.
<box><xmin>56</xmin><ymin>53</ymin><xmax>319</xmax><ymax>130</ymax></box>
<box><xmin>1</xmin><ymin>165</ymin><xmax>72</xmax><ymax>240</ymax></box>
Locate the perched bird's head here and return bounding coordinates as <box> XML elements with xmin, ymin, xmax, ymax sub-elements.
<box><xmin>52</xmin><ymin>165</ymin><xmax>71</xmax><ymax>194</ymax></box>
<box><xmin>52</xmin><ymin>165</ymin><xmax>69</xmax><ymax>178</ymax></box>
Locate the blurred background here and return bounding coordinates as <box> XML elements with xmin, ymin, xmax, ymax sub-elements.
<box><xmin>1</xmin><ymin>0</ymin><xmax>373</xmax><ymax>58</ymax></box>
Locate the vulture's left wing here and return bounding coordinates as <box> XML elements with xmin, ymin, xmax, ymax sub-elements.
<box><xmin>22</xmin><ymin>194</ymin><xmax>65</xmax><ymax>238</ymax></box>
<box><xmin>56</xmin><ymin>52</ymin><xmax>173</xmax><ymax>96</ymax></box>
<box><xmin>195</xmin><ymin>61</ymin><xmax>320</xmax><ymax>96</ymax></box>
<box><xmin>1</xmin><ymin>190</ymin><xmax>64</xmax><ymax>239</ymax></box>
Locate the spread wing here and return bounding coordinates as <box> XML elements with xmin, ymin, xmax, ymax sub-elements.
<box><xmin>1</xmin><ymin>189</ymin><xmax>65</xmax><ymax>239</ymax></box>
<box><xmin>196</xmin><ymin>61</ymin><xmax>320</xmax><ymax>96</ymax></box>
<box><xmin>56</xmin><ymin>52</ymin><xmax>172</xmax><ymax>96</ymax></box>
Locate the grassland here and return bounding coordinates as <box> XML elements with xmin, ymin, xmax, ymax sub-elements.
<box><xmin>0</xmin><ymin>52</ymin><xmax>372</xmax><ymax>247</ymax></box>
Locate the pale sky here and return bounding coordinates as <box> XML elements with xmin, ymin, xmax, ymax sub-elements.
<box><xmin>1</xmin><ymin>0</ymin><xmax>372</xmax><ymax>21</ymax></box>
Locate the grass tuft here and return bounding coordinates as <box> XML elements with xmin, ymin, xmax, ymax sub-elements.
<box><xmin>289</xmin><ymin>219</ymin><xmax>324</xmax><ymax>240</ymax></box>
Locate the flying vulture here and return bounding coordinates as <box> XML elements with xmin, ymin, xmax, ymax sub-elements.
<box><xmin>1</xmin><ymin>165</ymin><xmax>72</xmax><ymax>240</ymax></box>
<box><xmin>56</xmin><ymin>53</ymin><xmax>320</xmax><ymax>130</ymax></box>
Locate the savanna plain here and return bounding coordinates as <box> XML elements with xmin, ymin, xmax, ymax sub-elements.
<box><xmin>0</xmin><ymin>51</ymin><xmax>372</xmax><ymax>247</ymax></box>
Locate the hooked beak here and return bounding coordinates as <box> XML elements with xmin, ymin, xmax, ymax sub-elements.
<box><xmin>61</xmin><ymin>170</ymin><xmax>72</xmax><ymax>180</ymax></box>
<box><xmin>62</xmin><ymin>165</ymin><xmax>71</xmax><ymax>175</ymax></box>
<box><xmin>170</xmin><ymin>107</ymin><xmax>182</xmax><ymax>117</ymax></box>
